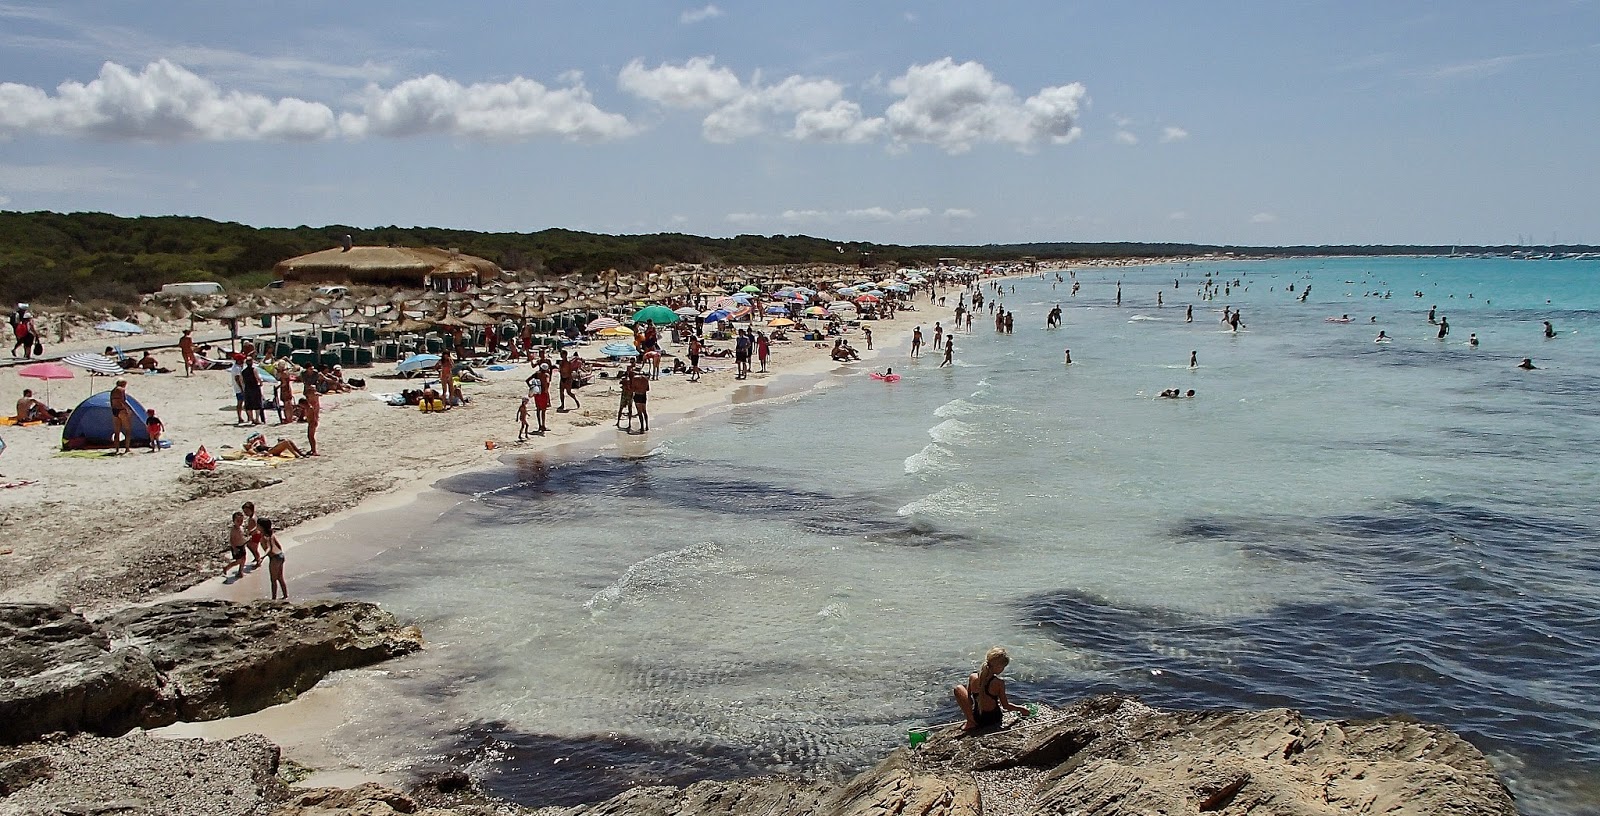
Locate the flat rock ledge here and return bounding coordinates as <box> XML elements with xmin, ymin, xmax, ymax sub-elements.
<box><xmin>0</xmin><ymin>696</ymin><xmax>1516</xmax><ymax>816</ymax></box>
<box><xmin>534</xmin><ymin>695</ymin><xmax>1517</xmax><ymax>816</ymax></box>
<box><xmin>0</xmin><ymin>599</ymin><xmax>423</xmax><ymax>744</ymax></box>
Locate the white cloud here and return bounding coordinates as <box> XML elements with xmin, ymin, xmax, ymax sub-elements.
<box><xmin>790</xmin><ymin>100</ymin><xmax>885</xmax><ymax>144</ymax></box>
<box><xmin>621</xmin><ymin>57</ymin><xmax>886</xmax><ymax>145</ymax></box>
<box><xmin>1250</xmin><ymin>212</ymin><xmax>1278</xmax><ymax>224</ymax></box>
<box><xmin>1114</xmin><ymin>130</ymin><xmax>1138</xmax><ymax>145</ymax></box>
<box><xmin>943</xmin><ymin>208</ymin><xmax>976</xmax><ymax>219</ymax></box>
<box><xmin>1111</xmin><ymin>114</ymin><xmax>1134</xmax><ymax>128</ymax></box>
<box><xmin>1160</xmin><ymin>126</ymin><xmax>1189</xmax><ymax>142</ymax></box>
<box><xmin>0</xmin><ymin>60</ymin><xmax>632</xmax><ymax>143</ymax></box>
<box><xmin>1169</xmin><ymin>211</ymin><xmax>1189</xmax><ymax>221</ymax></box>
<box><xmin>883</xmin><ymin>58</ymin><xmax>1084</xmax><ymax>153</ymax></box>
<box><xmin>0</xmin><ymin>59</ymin><xmax>340</xmax><ymax>141</ymax></box>
<box><xmin>620</xmin><ymin>56</ymin><xmax>1084</xmax><ymax>153</ymax></box>
<box><xmin>0</xmin><ymin>195</ymin><xmax>10</xmax><ymax>207</ymax></box>
<box><xmin>733</xmin><ymin>207</ymin><xmax>946</xmax><ymax>225</ymax></box>
<box><xmin>342</xmin><ymin>73</ymin><xmax>632</xmax><ymax>142</ymax></box>
<box><xmin>618</xmin><ymin>56</ymin><xmax>743</xmax><ymax>110</ymax></box>
<box><xmin>679</xmin><ymin>4</ymin><xmax>723</xmax><ymax>24</ymax></box>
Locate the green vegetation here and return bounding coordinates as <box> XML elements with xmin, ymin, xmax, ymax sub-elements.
<box><xmin>0</xmin><ymin>209</ymin><xmax>1590</xmax><ymax>306</ymax></box>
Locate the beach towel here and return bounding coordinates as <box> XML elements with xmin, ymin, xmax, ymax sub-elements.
<box><xmin>188</xmin><ymin>445</ymin><xmax>217</xmax><ymax>470</ymax></box>
<box><xmin>0</xmin><ymin>479</ymin><xmax>38</xmax><ymax>489</ymax></box>
<box><xmin>0</xmin><ymin>417</ymin><xmax>43</xmax><ymax>427</ymax></box>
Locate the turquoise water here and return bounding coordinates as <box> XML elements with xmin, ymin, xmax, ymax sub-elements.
<box><xmin>299</xmin><ymin>257</ymin><xmax>1600</xmax><ymax>814</ymax></box>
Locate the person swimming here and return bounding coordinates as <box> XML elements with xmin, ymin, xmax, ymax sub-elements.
<box><xmin>1518</xmin><ymin>358</ymin><xmax>1538</xmax><ymax>370</ymax></box>
<box><xmin>1376</xmin><ymin>331</ymin><xmax>1390</xmax><ymax>342</ymax></box>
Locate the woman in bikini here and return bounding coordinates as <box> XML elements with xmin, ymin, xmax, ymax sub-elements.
<box><xmin>259</xmin><ymin>517</ymin><xmax>287</xmax><ymax>600</ymax></box>
<box><xmin>953</xmin><ymin>646</ymin><xmax>1030</xmax><ymax>731</ymax></box>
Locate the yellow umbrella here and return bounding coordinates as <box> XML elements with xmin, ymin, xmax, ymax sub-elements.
<box><xmin>768</xmin><ymin>317</ymin><xmax>797</xmax><ymax>327</ymax></box>
<box><xmin>598</xmin><ymin>326</ymin><xmax>636</xmax><ymax>338</ymax></box>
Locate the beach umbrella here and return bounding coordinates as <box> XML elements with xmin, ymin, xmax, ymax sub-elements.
<box><xmin>765</xmin><ymin>305</ymin><xmax>789</xmax><ymax>315</ymax></box>
<box><xmin>739</xmin><ymin>284</ymin><xmax>762</xmax><ymax>294</ymax></box>
<box><xmin>855</xmin><ymin>294</ymin><xmax>881</xmax><ymax>304</ymax></box>
<box><xmin>887</xmin><ymin>283</ymin><xmax>911</xmax><ymax>293</ymax></box>
<box><xmin>586</xmin><ymin>317</ymin><xmax>622</xmax><ymax>331</ymax></box>
<box><xmin>94</xmin><ymin>320</ymin><xmax>144</xmax><ymax>335</ymax></box>
<box><xmin>598</xmin><ymin>326</ymin><xmax>635</xmax><ymax>338</ymax></box>
<box><xmin>397</xmin><ymin>353</ymin><xmax>442</xmax><ymax>373</ymax></box>
<box><xmin>600</xmin><ymin>342</ymin><xmax>641</xmax><ymax>358</ymax></box>
<box><xmin>18</xmin><ymin>361</ymin><xmax>74</xmax><ymax>403</ymax></box>
<box><xmin>631</xmin><ymin>304</ymin><xmax>679</xmax><ymax>325</ymax></box>
<box><xmin>63</xmin><ymin>352</ymin><xmax>123</xmax><ymax>376</ymax></box>
<box><xmin>703</xmin><ymin>309</ymin><xmax>732</xmax><ymax>322</ymax></box>
<box><xmin>828</xmin><ymin>301</ymin><xmax>857</xmax><ymax>313</ymax></box>
<box><xmin>672</xmin><ymin>306</ymin><xmax>699</xmax><ymax>317</ymax></box>
<box><xmin>768</xmin><ymin>318</ymin><xmax>796</xmax><ymax>327</ymax></box>
<box><xmin>803</xmin><ymin>306</ymin><xmax>828</xmax><ymax>317</ymax></box>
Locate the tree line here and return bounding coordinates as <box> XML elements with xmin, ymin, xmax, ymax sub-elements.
<box><xmin>0</xmin><ymin>209</ymin><xmax>1589</xmax><ymax>305</ymax></box>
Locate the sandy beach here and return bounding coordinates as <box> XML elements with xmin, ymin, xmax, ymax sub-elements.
<box><xmin>0</xmin><ymin>282</ymin><xmax>952</xmax><ymax>611</ymax></box>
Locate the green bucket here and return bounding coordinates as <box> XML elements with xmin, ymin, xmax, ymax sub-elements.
<box><xmin>908</xmin><ymin>728</ymin><xmax>929</xmax><ymax>748</ymax></box>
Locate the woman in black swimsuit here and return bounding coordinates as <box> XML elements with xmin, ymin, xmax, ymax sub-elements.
<box><xmin>953</xmin><ymin>646</ymin><xmax>1029</xmax><ymax>731</ymax></box>
<box><xmin>259</xmin><ymin>517</ymin><xmax>288</xmax><ymax>600</ymax></box>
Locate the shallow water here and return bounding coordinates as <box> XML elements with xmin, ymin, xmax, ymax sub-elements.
<box><xmin>297</xmin><ymin>257</ymin><xmax>1600</xmax><ymax>814</ymax></box>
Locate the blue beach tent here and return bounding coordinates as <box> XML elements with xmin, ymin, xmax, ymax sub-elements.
<box><xmin>61</xmin><ymin>391</ymin><xmax>150</xmax><ymax>450</ymax></box>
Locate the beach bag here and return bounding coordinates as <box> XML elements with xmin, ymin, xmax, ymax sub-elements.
<box><xmin>188</xmin><ymin>445</ymin><xmax>217</xmax><ymax>471</ymax></box>
<box><xmin>32</xmin><ymin>341</ymin><xmax>42</xmax><ymax>356</ymax></box>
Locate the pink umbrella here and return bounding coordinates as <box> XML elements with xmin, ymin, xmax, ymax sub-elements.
<box><xmin>18</xmin><ymin>361</ymin><xmax>75</xmax><ymax>404</ymax></box>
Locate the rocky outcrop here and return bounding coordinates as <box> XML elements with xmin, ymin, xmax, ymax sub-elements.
<box><xmin>0</xmin><ymin>603</ymin><xmax>161</xmax><ymax>743</ymax></box>
<box><xmin>0</xmin><ymin>600</ymin><xmax>422</xmax><ymax>745</ymax></box>
<box><xmin>534</xmin><ymin>695</ymin><xmax>1518</xmax><ymax>816</ymax></box>
<box><xmin>106</xmin><ymin>599</ymin><xmax>424</xmax><ymax>723</ymax></box>
<box><xmin>0</xmin><ymin>731</ymin><xmax>285</xmax><ymax>816</ymax></box>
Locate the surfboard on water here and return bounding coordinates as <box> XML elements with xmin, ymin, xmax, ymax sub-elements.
<box><xmin>1325</xmin><ymin>317</ymin><xmax>1353</xmax><ymax>323</ymax></box>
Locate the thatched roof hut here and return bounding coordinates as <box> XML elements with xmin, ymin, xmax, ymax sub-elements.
<box><xmin>274</xmin><ymin>246</ymin><xmax>502</xmax><ymax>291</ymax></box>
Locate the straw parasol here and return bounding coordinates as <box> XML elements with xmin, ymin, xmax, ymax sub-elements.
<box><xmin>274</xmin><ymin>246</ymin><xmax>501</xmax><ymax>288</ymax></box>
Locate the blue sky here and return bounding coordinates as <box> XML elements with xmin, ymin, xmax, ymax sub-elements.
<box><xmin>1</xmin><ymin>1</ymin><xmax>1596</xmax><ymax>246</ymax></box>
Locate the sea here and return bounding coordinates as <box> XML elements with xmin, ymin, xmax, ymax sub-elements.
<box><xmin>291</xmin><ymin>256</ymin><xmax>1600</xmax><ymax>815</ymax></box>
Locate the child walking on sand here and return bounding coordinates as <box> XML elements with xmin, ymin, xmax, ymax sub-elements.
<box><xmin>516</xmin><ymin>395</ymin><xmax>531</xmax><ymax>441</ymax></box>
<box><xmin>144</xmin><ymin>409</ymin><xmax>164</xmax><ymax>452</ymax></box>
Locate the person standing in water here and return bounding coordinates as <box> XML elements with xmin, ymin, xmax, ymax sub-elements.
<box><xmin>1189</xmin><ymin>350</ymin><xmax>1197</xmax><ymax>368</ymax></box>
<box><xmin>911</xmin><ymin>327</ymin><xmax>923</xmax><ymax>358</ymax></box>
<box><xmin>940</xmin><ymin>337</ymin><xmax>954</xmax><ymax>368</ymax></box>
<box><xmin>1428</xmin><ymin>305</ymin><xmax>1437</xmax><ymax>324</ymax></box>
<box><xmin>1544</xmin><ymin>321</ymin><xmax>1556</xmax><ymax>339</ymax></box>
<box><xmin>1186</xmin><ymin>304</ymin><xmax>1193</xmax><ymax>323</ymax></box>
<box><xmin>953</xmin><ymin>646</ymin><xmax>1030</xmax><ymax>731</ymax></box>
<box><xmin>1469</xmin><ymin>333</ymin><xmax>1479</xmax><ymax>348</ymax></box>
<box><xmin>1437</xmin><ymin>317</ymin><xmax>1450</xmax><ymax>339</ymax></box>
<box><xmin>259</xmin><ymin>517</ymin><xmax>287</xmax><ymax>600</ymax></box>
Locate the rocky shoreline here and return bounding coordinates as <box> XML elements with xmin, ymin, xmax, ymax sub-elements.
<box><xmin>0</xmin><ymin>607</ymin><xmax>1521</xmax><ymax>816</ymax></box>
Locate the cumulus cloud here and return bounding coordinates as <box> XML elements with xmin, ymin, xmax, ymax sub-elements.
<box><xmin>621</xmin><ymin>57</ymin><xmax>880</xmax><ymax>144</ymax></box>
<box><xmin>0</xmin><ymin>59</ymin><xmax>340</xmax><ymax>141</ymax></box>
<box><xmin>0</xmin><ymin>59</ymin><xmax>632</xmax><ymax>143</ymax></box>
<box><xmin>1114</xmin><ymin>130</ymin><xmax>1138</xmax><ymax>145</ymax></box>
<box><xmin>883</xmin><ymin>58</ymin><xmax>1084</xmax><ymax>153</ymax></box>
<box><xmin>1250</xmin><ymin>212</ymin><xmax>1278</xmax><ymax>224</ymax></box>
<box><xmin>341</xmin><ymin>73</ymin><xmax>632</xmax><ymax>142</ymax></box>
<box><xmin>943</xmin><ymin>208</ymin><xmax>976</xmax><ymax>219</ymax></box>
<box><xmin>618</xmin><ymin>56</ymin><xmax>743</xmax><ymax>109</ymax></box>
<box><xmin>621</xmin><ymin>56</ymin><xmax>1083</xmax><ymax>153</ymax></box>
<box><xmin>1160</xmin><ymin>126</ymin><xmax>1189</xmax><ymax>142</ymax></box>
<box><xmin>680</xmin><ymin>4</ymin><xmax>723</xmax><ymax>24</ymax></box>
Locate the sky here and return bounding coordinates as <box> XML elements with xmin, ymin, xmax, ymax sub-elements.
<box><xmin>0</xmin><ymin>1</ymin><xmax>1596</xmax><ymax>246</ymax></box>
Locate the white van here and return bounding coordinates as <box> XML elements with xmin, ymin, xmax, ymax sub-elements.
<box><xmin>159</xmin><ymin>281</ymin><xmax>224</xmax><ymax>296</ymax></box>
<box><xmin>314</xmin><ymin>285</ymin><xmax>349</xmax><ymax>298</ymax></box>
